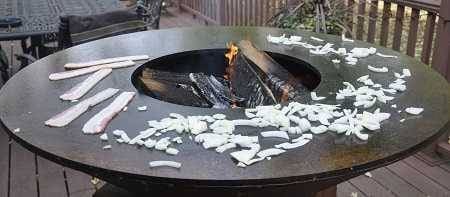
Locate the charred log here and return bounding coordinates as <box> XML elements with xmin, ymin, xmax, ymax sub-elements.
<box><xmin>189</xmin><ymin>73</ymin><xmax>242</xmax><ymax>109</ymax></box>
<box><xmin>140</xmin><ymin>68</ymin><xmax>210</xmax><ymax>108</ymax></box>
<box><xmin>237</xmin><ymin>40</ymin><xmax>309</xmax><ymax>102</ymax></box>
<box><xmin>228</xmin><ymin>52</ymin><xmax>277</xmax><ymax>108</ymax></box>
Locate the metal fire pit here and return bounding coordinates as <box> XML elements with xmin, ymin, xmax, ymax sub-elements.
<box><xmin>0</xmin><ymin>27</ymin><xmax>449</xmax><ymax>197</ymax></box>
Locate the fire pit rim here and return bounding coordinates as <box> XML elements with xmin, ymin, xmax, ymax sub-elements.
<box><xmin>0</xmin><ymin>26</ymin><xmax>448</xmax><ymax>189</ymax></box>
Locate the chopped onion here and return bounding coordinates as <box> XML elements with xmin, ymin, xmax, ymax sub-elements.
<box><xmin>149</xmin><ymin>161</ymin><xmax>181</xmax><ymax>168</ymax></box>
<box><xmin>405</xmin><ymin>107</ymin><xmax>423</xmax><ymax>115</ymax></box>
<box><xmin>260</xmin><ymin>131</ymin><xmax>289</xmax><ymax>140</ymax></box>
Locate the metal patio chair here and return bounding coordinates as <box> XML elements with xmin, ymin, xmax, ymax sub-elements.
<box><xmin>58</xmin><ymin>0</ymin><xmax>163</xmax><ymax>49</ymax></box>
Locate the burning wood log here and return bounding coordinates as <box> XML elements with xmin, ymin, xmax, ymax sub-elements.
<box><xmin>189</xmin><ymin>73</ymin><xmax>241</xmax><ymax>109</ymax></box>
<box><xmin>140</xmin><ymin>68</ymin><xmax>211</xmax><ymax>108</ymax></box>
<box><xmin>237</xmin><ymin>40</ymin><xmax>309</xmax><ymax>102</ymax></box>
<box><xmin>225</xmin><ymin>42</ymin><xmax>278</xmax><ymax>108</ymax></box>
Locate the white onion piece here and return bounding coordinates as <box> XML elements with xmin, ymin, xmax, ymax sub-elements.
<box><xmin>229</xmin><ymin>135</ymin><xmax>258</xmax><ymax>147</ymax></box>
<box><xmin>128</xmin><ymin>129</ymin><xmax>157</xmax><ymax>145</ymax></box>
<box><xmin>405</xmin><ymin>107</ymin><xmax>424</xmax><ymax>115</ymax></box>
<box><xmin>310</xmin><ymin>36</ymin><xmax>324</xmax><ymax>42</ymax></box>
<box><xmin>100</xmin><ymin>133</ymin><xmax>108</xmax><ymax>141</ymax></box>
<box><xmin>172</xmin><ymin>137</ymin><xmax>183</xmax><ymax>144</ymax></box>
<box><xmin>212</xmin><ymin>114</ymin><xmax>226</xmax><ymax>120</ymax></box>
<box><xmin>368</xmin><ymin>65</ymin><xmax>388</xmax><ymax>73</ymax></box>
<box><xmin>230</xmin><ymin>144</ymin><xmax>260</xmax><ymax>163</ymax></box>
<box><xmin>342</xmin><ymin>34</ymin><xmax>354</xmax><ymax>42</ymax></box>
<box><xmin>388</xmin><ymin>83</ymin><xmax>406</xmax><ymax>91</ymax></box>
<box><xmin>149</xmin><ymin>161</ymin><xmax>181</xmax><ymax>168</ymax></box>
<box><xmin>361</xmin><ymin>121</ymin><xmax>380</xmax><ymax>131</ymax></box>
<box><xmin>257</xmin><ymin>148</ymin><xmax>286</xmax><ymax>158</ymax></box>
<box><xmin>267</xmin><ymin>34</ymin><xmax>288</xmax><ymax>44</ymax></box>
<box><xmin>144</xmin><ymin>139</ymin><xmax>157</xmax><ymax>148</ymax></box>
<box><xmin>216</xmin><ymin>143</ymin><xmax>237</xmax><ymax>153</ymax></box>
<box><xmin>403</xmin><ymin>69</ymin><xmax>411</xmax><ymax>77</ymax></box>
<box><xmin>275</xmin><ymin>139</ymin><xmax>310</xmax><ymax>149</ymax></box>
<box><xmin>137</xmin><ymin>106</ymin><xmax>148</xmax><ymax>111</ymax></box>
<box><xmin>165</xmin><ymin>148</ymin><xmax>179</xmax><ymax>155</ymax></box>
<box><xmin>376</xmin><ymin>53</ymin><xmax>397</xmax><ymax>58</ymax></box>
<box><xmin>311</xmin><ymin>92</ymin><xmax>326</xmax><ymax>101</ymax></box>
<box><xmin>237</xmin><ymin>162</ymin><xmax>247</xmax><ymax>168</ymax></box>
<box><xmin>357</xmin><ymin>75</ymin><xmax>370</xmax><ymax>83</ymax></box>
<box><xmin>289</xmin><ymin>35</ymin><xmax>302</xmax><ymax>42</ymax></box>
<box><xmin>310</xmin><ymin>125</ymin><xmax>328</xmax><ymax>134</ymax></box>
<box><xmin>113</xmin><ymin>130</ymin><xmax>125</xmax><ymax>137</ymax></box>
<box><xmin>244</xmin><ymin>157</ymin><xmax>265</xmax><ymax>165</ymax></box>
<box><xmin>354</xmin><ymin>130</ymin><xmax>369</xmax><ymax>140</ymax></box>
<box><xmin>332</xmin><ymin>59</ymin><xmax>341</xmax><ymax>64</ymax></box>
<box><xmin>329</xmin><ymin>124</ymin><xmax>349</xmax><ymax>134</ymax></box>
<box><xmin>188</xmin><ymin>118</ymin><xmax>208</xmax><ymax>135</ymax></box>
<box><xmin>120</xmin><ymin>132</ymin><xmax>131</xmax><ymax>143</ymax></box>
<box><xmin>155</xmin><ymin>137</ymin><xmax>171</xmax><ymax>150</ymax></box>
<box><xmin>260</xmin><ymin>131</ymin><xmax>289</xmax><ymax>140</ymax></box>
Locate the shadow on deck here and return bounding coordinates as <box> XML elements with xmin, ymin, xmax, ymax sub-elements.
<box><xmin>0</xmin><ymin>6</ymin><xmax>449</xmax><ymax>197</ymax></box>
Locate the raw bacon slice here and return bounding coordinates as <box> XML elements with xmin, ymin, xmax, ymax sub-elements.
<box><xmin>60</xmin><ymin>69</ymin><xmax>112</xmax><ymax>101</ymax></box>
<box><xmin>83</xmin><ymin>92</ymin><xmax>136</xmax><ymax>134</ymax></box>
<box><xmin>45</xmin><ymin>88</ymin><xmax>119</xmax><ymax>127</ymax></box>
<box><xmin>49</xmin><ymin>60</ymin><xmax>135</xmax><ymax>81</ymax></box>
<box><xmin>64</xmin><ymin>55</ymin><xmax>149</xmax><ymax>69</ymax></box>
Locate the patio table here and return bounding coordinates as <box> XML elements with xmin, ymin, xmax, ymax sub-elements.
<box><xmin>0</xmin><ymin>27</ymin><xmax>449</xmax><ymax>197</ymax></box>
<box><xmin>0</xmin><ymin>0</ymin><xmax>122</xmax><ymax>57</ymax></box>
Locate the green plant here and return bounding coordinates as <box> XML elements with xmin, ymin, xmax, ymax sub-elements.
<box><xmin>268</xmin><ymin>0</ymin><xmax>353</xmax><ymax>36</ymax></box>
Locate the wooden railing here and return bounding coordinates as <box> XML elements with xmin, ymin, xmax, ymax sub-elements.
<box><xmin>178</xmin><ymin>0</ymin><xmax>288</xmax><ymax>26</ymax></box>
<box><xmin>177</xmin><ymin>0</ymin><xmax>450</xmax><ymax>81</ymax></box>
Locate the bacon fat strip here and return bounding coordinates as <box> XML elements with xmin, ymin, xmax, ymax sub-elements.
<box><xmin>82</xmin><ymin>92</ymin><xmax>136</xmax><ymax>134</ymax></box>
<box><xmin>49</xmin><ymin>60</ymin><xmax>135</xmax><ymax>81</ymax></box>
<box><xmin>64</xmin><ymin>55</ymin><xmax>149</xmax><ymax>69</ymax></box>
<box><xmin>60</xmin><ymin>68</ymin><xmax>112</xmax><ymax>101</ymax></box>
<box><xmin>45</xmin><ymin>88</ymin><xmax>120</xmax><ymax>127</ymax></box>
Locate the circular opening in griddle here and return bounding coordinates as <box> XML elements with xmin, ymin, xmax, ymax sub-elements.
<box><xmin>132</xmin><ymin>49</ymin><xmax>321</xmax><ymax>108</ymax></box>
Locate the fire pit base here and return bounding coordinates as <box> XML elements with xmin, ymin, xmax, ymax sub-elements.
<box><xmin>92</xmin><ymin>182</ymin><xmax>338</xmax><ymax>197</ymax></box>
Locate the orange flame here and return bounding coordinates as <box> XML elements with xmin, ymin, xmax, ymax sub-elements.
<box><xmin>225</xmin><ymin>42</ymin><xmax>239</xmax><ymax>108</ymax></box>
<box><xmin>225</xmin><ymin>42</ymin><xmax>239</xmax><ymax>66</ymax></box>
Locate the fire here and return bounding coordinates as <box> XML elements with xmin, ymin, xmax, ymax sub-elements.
<box><xmin>224</xmin><ymin>42</ymin><xmax>239</xmax><ymax>108</ymax></box>
<box><xmin>225</xmin><ymin>42</ymin><xmax>239</xmax><ymax>66</ymax></box>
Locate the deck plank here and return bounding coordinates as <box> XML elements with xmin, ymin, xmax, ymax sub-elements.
<box><xmin>371</xmin><ymin>167</ymin><xmax>424</xmax><ymax>197</ymax></box>
<box><xmin>0</xmin><ymin>129</ymin><xmax>10</xmax><ymax>197</ymax></box>
<box><xmin>65</xmin><ymin>168</ymin><xmax>96</xmax><ymax>197</ymax></box>
<box><xmin>9</xmin><ymin>141</ymin><xmax>38</xmax><ymax>197</ymax></box>
<box><xmin>337</xmin><ymin>181</ymin><xmax>367</xmax><ymax>197</ymax></box>
<box><xmin>404</xmin><ymin>156</ymin><xmax>450</xmax><ymax>190</ymax></box>
<box><xmin>387</xmin><ymin>160</ymin><xmax>450</xmax><ymax>197</ymax></box>
<box><xmin>37</xmin><ymin>156</ymin><xmax>68</xmax><ymax>197</ymax></box>
<box><xmin>349</xmin><ymin>174</ymin><xmax>396</xmax><ymax>197</ymax></box>
<box><xmin>439</xmin><ymin>162</ymin><xmax>450</xmax><ymax>173</ymax></box>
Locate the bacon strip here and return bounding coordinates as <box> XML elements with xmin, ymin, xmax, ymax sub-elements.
<box><xmin>64</xmin><ymin>55</ymin><xmax>149</xmax><ymax>69</ymax></box>
<box><xmin>60</xmin><ymin>69</ymin><xmax>112</xmax><ymax>101</ymax></box>
<box><xmin>83</xmin><ymin>92</ymin><xmax>136</xmax><ymax>134</ymax></box>
<box><xmin>49</xmin><ymin>60</ymin><xmax>135</xmax><ymax>81</ymax></box>
<box><xmin>45</xmin><ymin>88</ymin><xmax>120</xmax><ymax>127</ymax></box>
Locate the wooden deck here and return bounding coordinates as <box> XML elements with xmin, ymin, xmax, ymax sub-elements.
<box><xmin>0</xmin><ymin>7</ymin><xmax>449</xmax><ymax>197</ymax></box>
